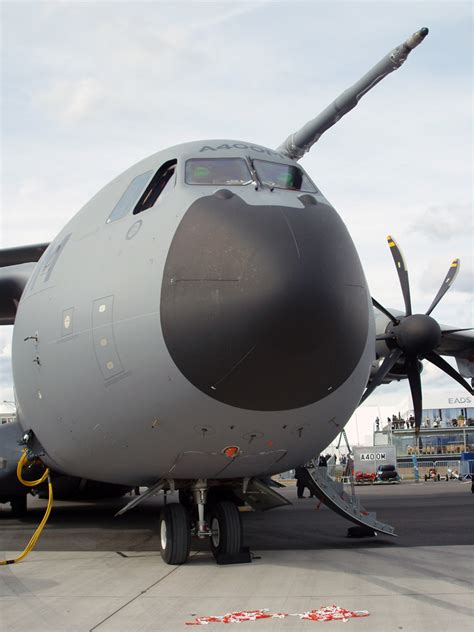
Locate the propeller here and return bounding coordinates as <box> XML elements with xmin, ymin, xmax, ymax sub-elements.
<box><xmin>362</xmin><ymin>236</ymin><xmax>473</xmax><ymax>447</ymax></box>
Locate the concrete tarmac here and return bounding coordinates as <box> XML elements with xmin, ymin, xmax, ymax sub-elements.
<box><xmin>1</xmin><ymin>481</ymin><xmax>473</xmax><ymax>631</ymax></box>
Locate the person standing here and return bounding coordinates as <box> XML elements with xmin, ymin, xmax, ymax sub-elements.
<box><xmin>295</xmin><ymin>464</ymin><xmax>316</xmax><ymax>498</ymax></box>
<box><xmin>295</xmin><ymin>466</ymin><xmax>307</xmax><ymax>498</ymax></box>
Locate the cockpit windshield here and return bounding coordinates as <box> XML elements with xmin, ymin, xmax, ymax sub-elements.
<box><xmin>252</xmin><ymin>160</ymin><xmax>317</xmax><ymax>192</ymax></box>
<box><xmin>185</xmin><ymin>158</ymin><xmax>252</xmax><ymax>186</ymax></box>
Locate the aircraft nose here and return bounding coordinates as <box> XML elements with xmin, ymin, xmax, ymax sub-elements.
<box><xmin>161</xmin><ymin>191</ymin><xmax>369</xmax><ymax>411</ymax></box>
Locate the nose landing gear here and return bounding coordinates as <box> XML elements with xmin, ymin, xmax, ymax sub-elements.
<box><xmin>157</xmin><ymin>479</ymin><xmax>250</xmax><ymax>565</ymax></box>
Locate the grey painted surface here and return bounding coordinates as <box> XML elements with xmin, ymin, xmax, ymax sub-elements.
<box><xmin>10</xmin><ymin>140</ymin><xmax>374</xmax><ymax>485</ymax></box>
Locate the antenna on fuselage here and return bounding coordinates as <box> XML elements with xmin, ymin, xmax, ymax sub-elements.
<box><xmin>276</xmin><ymin>27</ymin><xmax>429</xmax><ymax>160</ymax></box>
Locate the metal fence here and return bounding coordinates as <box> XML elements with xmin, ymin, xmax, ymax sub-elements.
<box><xmin>279</xmin><ymin>459</ymin><xmax>474</xmax><ymax>482</ymax></box>
<box><xmin>397</xmin><ymin>460</ymin><xmax>464</xmax><ymax>480</ymax></box>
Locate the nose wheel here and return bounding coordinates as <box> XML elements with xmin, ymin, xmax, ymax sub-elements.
<box><xmin>209</xmin><ymin>500</ymin><xmax>243</xmax><ymax>562</ymax></box>
<box><xmin>158</xmin><ymin>503</ymin><xmax>191</xmax><ymax>565</ymax></box>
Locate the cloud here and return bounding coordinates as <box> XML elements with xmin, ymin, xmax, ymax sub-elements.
<box><xmin>409</xmin><ymin>204</ymin><xmax>473</xmax><ymax>240</ymax></box>
<box><xmin>419</xmin><ymin>254</ymin><xmax>473</xmax><ymax>296</ymax></box>
<box><xmin>2</xmin><ymin>176</ymin><xmax>87</xmax><ymax>246</ymax></box>
<box><xmin>38</xmin><ymin>78</ymin><xmax>105</xmax><ymax>124</ymax></box>
<box><xmin>1</xmin><ymin>339</ymin><xmax>11</xmax><ymax>358</ymax></box>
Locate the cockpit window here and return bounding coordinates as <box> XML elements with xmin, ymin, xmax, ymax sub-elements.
<box><xmin>185</xmin><ymin>158</ymin><xmax>252</xmax><ymax>186</ymax></box>
<box><xmin>107</xmin><ymin>170</ymin><xmax>154</xmax><ymax>223</ymax></box>
<box><xmin>252</xmin><ymin>160</ymin><xmax>317</xmax><ymax>192</ymax></box>
<box><xmin>134</xmin><ymin>159</ymin><xmax>177</xmax><ymax>214</ymax></box>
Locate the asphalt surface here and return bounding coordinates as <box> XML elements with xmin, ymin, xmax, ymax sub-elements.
<box><xmin>1</xmin><ymin>480</ymin><xmax>473</xmax><ymax>552</ymax></box>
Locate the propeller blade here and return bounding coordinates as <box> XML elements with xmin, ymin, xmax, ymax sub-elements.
<box><xmin>406</xmin><ymin>356</ymin><xmax>423</xmax><ymax>448</ymax></box>
<box><xmin>425</xmin><ymin>259</ymin><xmax>460</xmax><ymax>316</ymax></box>
<box><xmin>376</xmin><ymin>334</ymin><xmax>394</xmax><ymax>341</ymax></box>
<box><xmin>387</xmin><ymin>235</ymin><xmax>412</xmax><ymax>316</ymax></box>
<box><xmin>372</xmin><ymin>297</ymin><xmax>399</xmax><ymax>324</ymax></box>
<box><xmin>359</xmin><ymin>348</ymin><xmax>403</xmax><ymax>404</ymax></box>
<box><xmin>441</xmin><ymin>327</ymin><xmax>473</xmax><ymax>334</ymax></box>
<box><xmin>425</xmin><ymin>351</ymin><xmax>474</xmax><ymax>395</ymax></box>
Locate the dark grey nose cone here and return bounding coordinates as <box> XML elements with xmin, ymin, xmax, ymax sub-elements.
<box><xmin>160</xmin><ymin>194</ymin><xmax>369</xmax><ymax>411</ymax></box>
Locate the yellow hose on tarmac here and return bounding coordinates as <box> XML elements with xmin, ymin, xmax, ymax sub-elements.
<box><xmin>0</xmin><ymin>450</ymin><xmax>53</xmax><ymax>565</ymax></box>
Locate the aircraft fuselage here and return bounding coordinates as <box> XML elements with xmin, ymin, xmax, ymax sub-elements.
<box><xmin>12</xmin><ymin>141</ymin><xmax>374</xmax><ymax>485</ymax></box>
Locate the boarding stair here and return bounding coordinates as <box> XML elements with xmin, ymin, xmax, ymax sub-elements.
<box><xmin>299</xmin><ymin>464</ymin><xmax>397</xmax><ymax>538</ymax></box>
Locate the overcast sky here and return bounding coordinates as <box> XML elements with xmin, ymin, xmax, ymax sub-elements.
<box><xmin>1</xmin><ymin>1</ymin><xmax>472</xmax><ymax>420</ymax></box>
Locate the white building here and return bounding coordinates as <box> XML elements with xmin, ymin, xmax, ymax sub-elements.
<box><xmin>336</xmin><ymin>389</ymin><xmax>473</xmax><ymax>450</ymax></box>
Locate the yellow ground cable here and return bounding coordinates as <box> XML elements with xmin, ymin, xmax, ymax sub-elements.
<box><xmin>0</xmin><ymin>450</ymin><xmax>53</xmax><ymax>565</ymax></box>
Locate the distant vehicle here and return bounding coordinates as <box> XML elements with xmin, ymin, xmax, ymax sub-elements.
<box><xmin>445</xmin><ymin>468</ymin><xmax>460</xmax><ymax>481</ymax></box>
<box><xmin>355</xmin><ymin>471</ymin><xmax>376</xmax><ymax>484</ymax></box>
<box><xmin>424</xmin><ymin>467</ymin><xmax>441</xmax><ymax>482</ymax></box>
<box><xmin>374</xmin><ymin>464</ymin><xmax>400</xmax><ymax>484</ymax></box>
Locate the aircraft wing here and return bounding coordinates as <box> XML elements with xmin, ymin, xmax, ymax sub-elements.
<box><xmin>0</xmin><ymin>243</ymin><xmax>50</xmax><ymax>267</ymax></box>
<box><xmin>436</xmin><ymin>329</ymin><xmax>474</xmax><ymax>357</ymax></box>
<box><xmin>0</xmin><ymin>243</ymin><xmax>49</xmax><ymax>325</ymax></box>
<box><xmin>438</xmin><ymin>330</ymin><xmax>474</xmax><ymax>379</ymax></box>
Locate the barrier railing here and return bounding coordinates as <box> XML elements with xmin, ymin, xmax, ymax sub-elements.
<box><xmin>396</xmin><ymin>460</ymin><xmax>464</xmax><ymax>480</ymax></box>
<box><xmin>279</xmin><ymin>459</ymin><xmax>474</xmax><ymax>482</ymax></box>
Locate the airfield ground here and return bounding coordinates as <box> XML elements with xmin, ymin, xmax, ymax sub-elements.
<box><xmin>1</xmin><ymin>481</ymin><xmax>473</xmax><ymax>631</ymax></box>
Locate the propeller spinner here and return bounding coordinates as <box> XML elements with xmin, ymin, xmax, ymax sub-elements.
<box><xmin>362</xmin><ymin>237</ymin><xmax>473</xmax><ymax>446</ymax></box>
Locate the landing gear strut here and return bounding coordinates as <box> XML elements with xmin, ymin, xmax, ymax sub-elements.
<box><xmin>157</xmin><ymin>479</ymin><xmax>250</xmax><ymax>565</ymax></box>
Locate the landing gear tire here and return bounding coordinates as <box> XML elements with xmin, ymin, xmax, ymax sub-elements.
<box><xmin>209</xmin><ymin>500</ymin><xmax>242</xmax><ymax>561</ymax></box>
<box><xmin>159</xmin><ymin>503</ymin><xmax>191</xmax><ymax>565</ymax></box>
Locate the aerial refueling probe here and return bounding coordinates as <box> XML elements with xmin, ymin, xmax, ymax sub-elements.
<box><xmin>277</xmin><ymin>27</ymin><xmax>429</xmax><ymax>160</ymax></box>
